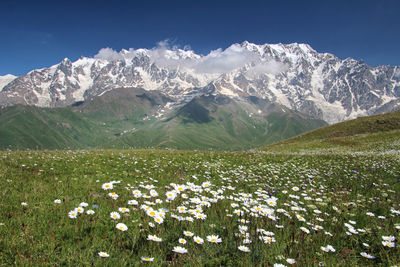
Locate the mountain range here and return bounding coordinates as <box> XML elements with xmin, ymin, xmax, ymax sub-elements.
<box><xmin>0</xmin><ymin>41</ymin><xmax>399</xmax><ymax>150</ymax></box>
<box><xmin>1</xmin><ymin>41</ymin><xmax>400</xmax><ymax>124</ymax></box>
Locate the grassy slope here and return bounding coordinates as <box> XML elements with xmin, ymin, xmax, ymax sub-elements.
<box><xmin>0</xmin><ymin>90</ymin><xmax>327</xmax><ymax>151</ymax></box>
<box><xmin>0</xmin><ymin>105</ymin><xmax>105</xmax><ymax>149</ymax></box>
<box><xmin>110</xmin><ymin>96</ymin><xmax>327</xmax><ymax>151</ymax></box>
<box><xmin>262</xmin><ymin>110</ymin><xmax>400</xmax><ymax>152</ymax></box>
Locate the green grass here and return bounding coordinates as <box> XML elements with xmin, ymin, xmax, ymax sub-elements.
<box><xmin>1</xmin><ymin>149</ymin><xmax>399</xmax><ymax>266</ymax></box>
<box><xmin>263</xmin><ymin>110</ymin><xmax>400</xmax><ymax>153</ymax></box>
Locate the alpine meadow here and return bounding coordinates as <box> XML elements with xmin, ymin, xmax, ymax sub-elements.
<box><xmin>1</xmin><ymin>0</ymin><xmax>400</xmax><ymax>266</ymax></box>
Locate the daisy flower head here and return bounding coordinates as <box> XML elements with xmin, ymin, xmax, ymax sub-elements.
<box><xmin>68</xmin><ymin>210</ymin><xmax>78</xmax><ymax>219</ymax></box>
<box><xmin>382</xmin><ymin>241</ymin><xmax>395</xmax><ymax>248</ymax></box>
<box><xmin>382</xmin><ymin>235</ymin><xmax>395</xmax><ymax>242</ymax></box>
<box><xmin>202</xmin><ymin>181</ymin><xmax>211</xmax><ymax>188</ymax></box>
<box><xmin>75</xmin><ymin>207</ymin><xmax>84</xmax><ymax>214</ymax></box>
<box><xmin>147</xmin><ymin>234</ymin><xmax>162</xmax><ymax>242</ymax></box>
<box><xmin>321</xmin><ymin>245</ymin><xmax>336</xmax><ymax>252</ymax></box>
<box><xmin>154</xmin><ymin>216</ymin><xmax>164</xmax><ymax>224</ymax></box>
<box><xmin>300</xmin><ymin>227</ymin><xmax>310</xmax><ymax>234</ymax></box>
<box><xmin>21</xmin><ymin>202</ymin><xmax>28</xmax><ymax>206</ymax></box>
<box><xmin>108</xmin><ymin>192</ymin><xmax>119</xmax><ymax>199</ymax></box>
<box><xmin>166</xmin><ymin>191</ymin><xmax>177</xmax><ymax>200</ymax></box>
<box><xmin>118</xmin><ymin>207</ymin><xmax>130</xmax><ymax>213</ymax></box>
<box><xmin>292</xmin><ymin>186</ymin><xmax>300</xmax><ymax>192</ymax></box>
<box><xmin>141</xmin><ymin>257</ymin><xmax>154</xmax><ymax>262</ymax></box>
<box><xmin>128</xmin><ymin>199</ymin><xmax>138</xmax><ymax>206</ymax></box>
<box><xmin>193</xmin><ymin>236</ymin><xmax>204</xmax><ymax>244</ymax></box>
<box><xmin>360</xmin><ymin>252</ymin><xmax>375</xmax><ymax>259</ymax></box>
<box><xmin>98</xmin><ymin>251</ymin><xmax>109</xmax><ymax>258</ymax></box>
<box><xmin>207</xmin><ymin>235</ymin><xmax>222</xmax><ymax>243</ymax></box>
<box><xmin>86</xmin><ymin>209</ymin><xmax>95</xmax><ymax>215</ymax></box>
<box><xmin>102</xmin><ymin>183</ymin><xmax>113</xmax><ymax>190</ymax></box>
<box><xmin>184</xmin><ymin>231</ymin><xmax>194</xmax><ymax>237</ymax></box>
<box><xmin>287</xmin><ymin>258</ymin><xmax>296</xmax><ymax>264</ymax></box>
<box><xmin>179</xmin><ymin>238</ymin><xmax>187</xmax><ymax>245</ymax></box>
<box><xmin>116</xmin><ymin>223</ymin><xmax>128</xmax><ymax>231</ymax></box>
<box><xmin>110</xmin><ymin>212</ymin><xmax>121</xmax><ymax>220</ymax></box>
<box><xmin>195</xmin><ymin>213</ymin><xmax>207</xmax><ymax>220</ymax></box>
<box><xmin>79</xmin><ymin>202</ymin><xmax>89</xmax><ymax>207</ymax></box>
<box><xmin>172</xmin><ymin>246</ymin><xmax>188</xmax><ymax>254</ymax></box>
<box><xmin>238</xmin><ymin>245</ymin><xmax>250</xmax><ymax>252</ymax></box>
<box><xmin>54</xmin><ymin>199</ymin><xmax>62</xmax><ymax>204</ymax></box>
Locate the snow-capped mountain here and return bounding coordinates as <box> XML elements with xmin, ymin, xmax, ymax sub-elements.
<box><xmin>1</xmin><ymin>42</ymin><xmax>399</xmax><ymax>124</ymax></box>
<box><xmin>0</xmin><ymin>74</ymin><xmax>17</xmax><ymax>91</ymax></box>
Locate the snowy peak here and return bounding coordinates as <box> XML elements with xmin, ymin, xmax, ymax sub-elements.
<box><xmin>0</xmin><ymin>74</ymin><xmax>17</xmax><ymax>91</ymax></box>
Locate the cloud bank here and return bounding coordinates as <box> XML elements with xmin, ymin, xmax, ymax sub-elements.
<box><xmin>93</xmin><ymin>40</ymin><xmax>288</xmax><ymax>76</ymax></box>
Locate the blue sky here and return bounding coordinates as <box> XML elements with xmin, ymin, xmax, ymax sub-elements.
<box><xmin>1</xmin><ymin>0</ymin><xmax>399</xmax><ymax>75</ymax></box>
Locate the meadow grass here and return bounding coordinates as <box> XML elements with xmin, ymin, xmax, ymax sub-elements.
<box><xmin>0</xmin><ymin>149</ymin><xmax>399</xmax><ymax>266</ymax></box>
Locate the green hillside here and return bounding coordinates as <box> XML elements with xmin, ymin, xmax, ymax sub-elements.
<box><xmin>0</xmin><ymin>88</ymin><xmax>327</xmax><ymax>151</ymax></box>
<box><xmin>105</xmin><ymin>95</ymin><xmax>327</xmax><ymax>150</ymax></box>
<box><xmin>262</xmin><ymin>110</ymin><xmax>400</xmax><ymax>152</ymax></box>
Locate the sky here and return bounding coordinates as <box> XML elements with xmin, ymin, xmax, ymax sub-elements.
<box><xmin>0</xmin><ymin>0</ymin><xmax>399</xmax><ymax>76</ymax></box>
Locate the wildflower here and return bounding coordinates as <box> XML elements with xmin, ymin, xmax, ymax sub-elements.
<box><xmin>128</xmin><ymin>200</ymin><xmax>138</xmax><ymax>205</ymax></box>
<box><xmin>116</xmin><ymin>223</ymin><xmax>128</xmax><ymax>231</ymax></box>
<box><xmin>238</xmin><ymin>245</ymin><xmax>250</xmax><ymax>252</ymax></box>
<box><xmin>98</xmin><ymin>251</ymin><xmax>109</xmax><ymax>257</ymax></box>
<box><xmin>366</xmin><ymin>212</ymin><xmax>375</xmax><ymax>217</ymax></box>
<box><xmin>154</xmin><ymin>216</ymin><xmax>164</xmax><ymax>224</ymax></box>
<box><xmin>148</xmin><ymin>222</ymin><xmax>155</xmax><ymax>227</ymax></box>
<box><xmin>296</xmin><ymin>214</ymin><xmax>306</xmax><ymax>222</ymax></box>
<box><xmin>207</xmin><ymin>235</ymin><xmax>222</xmax><ymax>243</ymax></box>
<box><xmin>102</xmin><ymin>183</ymin><xmax>113</xmax><ymax>190</ymax></box>
<box><xmin>75</xmin><ymin>207</ymin><xmax>84</xmax><ymax>214</ymax></box>
<box><xmin>360</xmin><ymin>252</ymin><xmax>375</xmax><ymax>259</ymax></box>
<box><xmin>166</xmin><ymin>191</ymin><xmax>177</xmax><ymax>200</ymax></box>
<box><xmin>110</xmin><ymin>212</ymin><xmax>121</xmax><ymax>220</ymax></box>
<box><xmin>118</xmin><ymin>207</ymin><xmax>130</xmax><ymax>213</ymax></box>
<box><xmin>262</xmin><ymin>236</ymin><xmax>276</xmax><ymax>244</ymax></box>
<box><xmin>193</xmin><ymin>236</ymin><xmax>204</xmax><ymax>244</ymax></box>
<box><xmin>79</xmin><ymin>202</ymin><xmax>89</xmax><ymax>207</ymax></box>
<box><xmin>287</xmin><ymin>258</ymin><xmax>296</xmax><ymax>264</ymax></box>
<box><xmin>147</xmin><ymin>234</ymin><xmax>162</xmax><ymax>242</ymax></box>
<box><xmin>172</xmin><ymin>246</ymin><xmax>188</xmax><ymax>254</ymax></box>
<box><xmin>184</xmin><ymin>231</ymin><xmax>194</xmax><ymax>237</ymax></box>
<box><xmin>54</xmin><ymin>199</ymin><xmax>62</xmax><ymax>204</ymax></box>
<box><xmin>21</xmin><ymin>202</ymin><xmax>28</xmax><ymax>206</ymax></box>
<box><xmin>274</xmin><ymin>264</ymin><xmax>286</xmax><ymax>267</ymax></box>
<box><xmin>382</xmin><ymin>236</ymin><xmax>395</xmax><ymax>242</ymax></box>
<box><xmin>292</xmin><ymin>186</ymin><xmax>300</xmax><ymax>191</ymax></box>
<box><xmin>300</xmin><ymin>227</ymin><xmax>310</xmax><ymax>234</ymax></box>
<box><xmin>141</xmin><ymin>257</ymin><xmax>154</xmax><ymax>262</ymax></box>
<box><xmin>195</xmin><ymin>213</ymin><xmax>207</xmax><ymax>220</ymax></box>
<box><xmin>68</xmin><ymin>210</ymin><xmax>77</xmax><ymax>219</ymax></box>
<box><xmin>108</xmin><ymin>192</ymin><xmax>119</xmax><ymax>199</ymax></box>
<box><xmin>321</xmin><ymin>245</ymin><xmax>336</xmax><ymax>252</ymax></box>
<box><xmin>382</xmin><ymin>241</ymin><xmax>395</xmax><ymax>248</ymax></box>
<box><xmin>86</xmin><ymin>210</ymin><xmax>95</xmax><ymax>215</ymax></box>
<box><xmin>179</xmin><ymin>238</ymin><xmax>187</xmax><ymax>244</ymax></box>
<box><xmin>202</xmin><ymin>181</ymin><xmax>211</xmax><ymax>187</ymax></box>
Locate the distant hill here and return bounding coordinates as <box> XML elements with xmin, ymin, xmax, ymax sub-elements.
<box><xmin>0</xmin><ymin>87</ymin><xmax>326</xmax><ymax>150</ymax></box>
<box><xmin>262</xmin><ymin>110</ymin><xmax>400</xmax><ymax>152</ymax></box>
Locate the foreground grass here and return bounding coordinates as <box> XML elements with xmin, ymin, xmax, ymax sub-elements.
<box><xmin>0</xmin><ymin>149</ymin><xmax>399</xmax><ymax>266</ymax></box>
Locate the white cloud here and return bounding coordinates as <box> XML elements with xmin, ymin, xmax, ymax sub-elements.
<box><xmin>94</xmin><ymin>47</ymin><xmax>124</xmax><ymax>61</ymax></box>
<box><xmin>92</xmin><ymin>40</ymin><xmax>288</xmax><ymax>77</ymax></box>
<box><xmin>245</xmin><ymin>59</ymin><xmax>288</xmax><ymax>79</ymax></box>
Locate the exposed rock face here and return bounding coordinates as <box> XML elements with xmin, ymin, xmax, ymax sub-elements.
<box><xmin>1</xmin><ymin>42</ymin><xmax>399</xmax><ymax>124</ymax></box>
